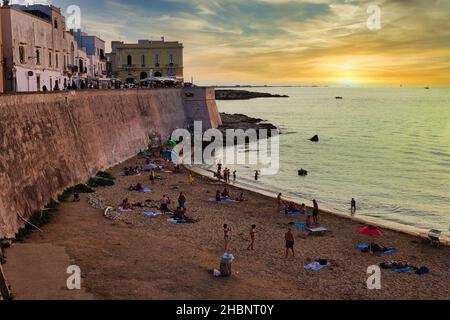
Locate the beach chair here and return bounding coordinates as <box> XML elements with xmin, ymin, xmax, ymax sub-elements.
<box><xmin>428</xmin><ymin>229</ymin><xmax>441</xmax><ymax>247</ymax></box>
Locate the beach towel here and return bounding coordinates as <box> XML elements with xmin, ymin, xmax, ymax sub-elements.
<box><xmin>393</xmin><ymin>267</ymin><xmax>414</xmax><ymax>273</ymax></box>
<box><xmin>132</xmin><ymin>187</ymin><xmax>152</xmax><ymax>193</ymax></box>
<box><xmin>357</xmin><ymin>244</ymin><xmax>397</xmax><ymax>255</ymax></box>
<box><xmin>117</xmin><ymin>172</ymin><xmax>125</xmax><ymax>177</ymax></box>
<box><xmin>118</xmin><ymin>207</ymin><xmax>133</xmax><ymax>212</ymax></box>
<box><xmin>208</xmin><ymin>198</ymin><xmax>238</xmax><ymax>203</ymax></box>
<box><xmin>304</xmin><ymin>261</ymin><xmax>331</xmax><ymax>271</ymax></box>
<box><xmin>288</xmin><ymin>212</ymin><xmax>305</xmax><ymax>216</ymax></box>
<box><xmin>293</xmin><ymin>223</ymin><xmax>308</xmax><ymax>229</ymax></box>
<box><xmin>144</xmin><ymin>212</ymin><xmax>162</xmax><ymax>218</ymax></box>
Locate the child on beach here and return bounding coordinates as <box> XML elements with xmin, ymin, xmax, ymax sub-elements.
<box><xmin>223</xmin><ymin>224</ymin><xmax>232</xmax><ymax>252</ymax></box>
<box><xmin>188</xmin><ymin>173</ymin><xmax>194</xmax><ymax>185</ymax></box>
<box><xmin>285</xmin><ymin>228</ymin><xmax>295</xmax><ymax>258</ymax></box>
<box><xmin>247</xmin><ymin>224</ymin><xmax>257</xmax><ymax>250</ymax></box>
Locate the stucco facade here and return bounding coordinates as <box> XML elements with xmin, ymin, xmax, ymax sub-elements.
<box><xmin>73</xmin><ymin>29</ymin><xmax>107</xmax><ymax>81</ymax></box>
<box><xmin>0</xmin><ymin>4</ymin><xmax>81</xmax><ymax>92</ymax></box>
<box><xmin>110</xmin><ymin>39</ymin><xmax>184</xmax><ymax>83</ymax></box>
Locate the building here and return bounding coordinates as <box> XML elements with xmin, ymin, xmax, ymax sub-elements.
<box><xmin>72</xmin><ymin>29</ymin><xmax>107</xmax><ymax>81</ymax></box>
<box><xmin>110</xmin><ymin>38</ymin><xmax>183</xmax><ymax>84</ymax></box>
<box><xmin>0</xmin><ymin>3</ymin><xmax>82</xmax><ymax>92</ymax></box>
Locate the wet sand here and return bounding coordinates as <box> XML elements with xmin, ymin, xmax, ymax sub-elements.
<box><xmin>4</xmin><ymin>154</ymin><xmax>450</xmax><ymax>300</ymax></box>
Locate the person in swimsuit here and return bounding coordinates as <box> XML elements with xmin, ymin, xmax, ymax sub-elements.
<box><xmin>285</xmin><ymin>228</ymin><xmax>295</xmax><ymax>258</ymax></box>
<box><xmin>149</xmin><ymin>170</ymin><xmax>155</xmax><ymax>184</ymax></box>
<box><xmin>223</xmin><ymin>224</ymin><xmax>232</xmax><ymax>252</ymax></box>
<box><xmin>351</xmin><ymin>198</ymin><xmax>357</xmax><ymax>214</ymax></box>
<box><xmin>277</xmin><ymin>193</ymin><xmax>283</xmax><ymax>211</ymax></box>
<box><xmin>221</xmin><ymin>187</ymin><xmax>230</xmax><ymax>198</ymax></box>
<box><xmin>216</xmin><ymin>190</ymin><xmax>222</xmax><ymax>202</ymax></box>
<box><xmin>247</xmin><ymin>224</ymin><xmax>257</xmax><ymax>250</ymax></box>
<box><xmin>160</xmin><ymin>195</ymin><xmax>169</xmax><ymax>213</ymax></box>
<box><xmin>312</xmin><ymin>199</ymin><xmax>319</xmax><ymax>225</ymax></box>
<box><xmin>188</xmin><ymin>173</ymin><xmax>194</xmax><ymax>185</ymax></box>
<box><xmin>178</xmin><ymin>192</ymin><xmax>187</xmax><ymax>209</ymax></box>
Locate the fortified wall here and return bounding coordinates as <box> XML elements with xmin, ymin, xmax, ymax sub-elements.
<box><xmin>0</xmin><ymin>87</ymin><xmax>221</xmax><ymax>238</ymax></box>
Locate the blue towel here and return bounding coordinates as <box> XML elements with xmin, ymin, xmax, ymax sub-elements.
<box><xmin>144</xmin><ymin>212</ymin><xmax>161</xmax><ymax>218</ymax></box>
<box><xmin>394</xmin><ymin>267</ymin><xmax>414</xmax><ymax>273</ymax></box>
<box><xmin>357</xmin><ymin>244</ymin><xmax>397</xmax><ymax>255</ymax></box>
<box><xmin>293</xmin><ymin>223</ymin><xmax>307</xmax><ymax>229</ymax></box>
<box><xmin>143</xmin><ymin>188</ymin><xmax>152</xmax><ymax>193</ymax></box>
<box><xmin>288</xmin><ymin>212</ymin><xmax>305</xmax><ymax>216</ymax></box>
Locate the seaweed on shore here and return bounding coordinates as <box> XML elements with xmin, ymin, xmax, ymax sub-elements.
<box><xmin>58</xmin><ymin>184</ymin><xmax>94</xmax><ymax>202</ymax></box>
<box><xmin>96</xmin><ymin>171</ymin><xmax>115</xmax><ymax>180</ymax></box>
<box><xmin>88</xmin><ymin>177</ymin><xmax>115</xmax><ymax>187</ymax></box>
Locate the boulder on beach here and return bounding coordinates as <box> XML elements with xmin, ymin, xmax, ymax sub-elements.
<box><xmin>310</xmin><ymin>135</ymin><xmax>319</xmax><ymax>142</ymax></box>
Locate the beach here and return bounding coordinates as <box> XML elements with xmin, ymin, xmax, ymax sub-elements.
<box><xmin>4</xmin><ymin>154</ymin><xmax>450</xmax><ymax>300</ymax></box>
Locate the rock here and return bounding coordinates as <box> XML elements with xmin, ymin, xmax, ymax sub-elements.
<box><xmin>215</xmin><ymin>90</ymin><xmax>289</xmax><ymax>100</ymax></box>
<box><xmin>310</xmin><ymin>135</ymin><xmax>319</xmax><ymax>142</ymax></box>
<box><xmin>88</xmin><ymin>193</ymin><xmax>106</xmax><ymax>209</ymax></box>
<box><xmin>298</xmin><ymin>169</ymin><xmax>308</xmax><ymax>176</ymax></box>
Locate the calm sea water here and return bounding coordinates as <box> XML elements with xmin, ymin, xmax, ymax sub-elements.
<box><xmin>207</xmin><ymin>87</ymin><xmax>450</xmax><ymax>234</ymax></box>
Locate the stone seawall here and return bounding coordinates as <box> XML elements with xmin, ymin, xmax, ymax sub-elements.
<box><xmin>0</xmin><ymin>87</ymin><xmax>221</xmax><ymax>238</ymax></box>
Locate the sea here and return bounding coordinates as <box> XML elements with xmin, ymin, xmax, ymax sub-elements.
<box><xmin>198</xmin><ymin>87</ymin><xmax>450</xmax><ymax>236</ymax></box>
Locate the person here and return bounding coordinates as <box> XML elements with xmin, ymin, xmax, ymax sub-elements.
<box><xmin>224</xmin><ymin>168</ymin><xmax>229</xmax><ymax>184</ymax></box>
<box><xmin>299</xmin><ymin>203</ymin><xmax>307</xmax><ymax>215</ymax></box>
<box><xmin>223</xmin><ymin>224</ymin><xmax>232</xmax><ymax>252</ymax></box>
<box><xmin>313</xmin><ymin>199</ymin><xmax>319</xmax><ymax>225</ymax></box>
<box><xmin>306</xmin><ymin>214</ymin><xmax>312</xmax><ymax>227</ymax></box>
<box><xmin>149</xmin><ymin>170</ymin><xmax>155</xmax><ymax>184</ymax></box>
<box><xmin>233</xmin><ymin>170</ymin><xmax>237</xmax><ymax>183</ymax></box>
<box><xmin>255</xmin><ymin>170</ymin><xmax>259</xmax><ymax>181</ymax></box>
<box><xmin>277</xmin><ymin>193</ymin><xmax>283</xmax><ymax>211</ymax></box>
<box><xmin>216</xmin><ymin>190</ymin><xmax>222</xmax><ymax>202</ymax></box>
<box><xmin>236</xmin><ymin>193</ymin><xmax>246</xmax><ymax>202</ymax></box>
<box><xmin>221</xmin><ymin>187</ymin><xmax>229</xmax><ymax>198</ymax></box>
<box><xmin>247</xmin><ymin>225</ymin><xmax>257</xmax><ymax>250</ymax></box>
<box><xmin>351</xmin><ymin>198</ymin><xmax>357</xmax><ymax>214</ymax></box>
<box><xmin>73</xmin><ymin>192</ymin><xmax>80</xmax><ymax>202</ymax></box>
<box><xmin>135</xmin><ymin>183</ymin><xmax>144</xmax><ymax>192</ymax></box>
<box><xmin>42</xmin><ymin>85</ymin><xmax>48</xmax><ymax>92</ymax></box>
<box><xmin>160</xmin><ymin>195</ymin><xmax>169</xmax><ymax>213</ymax></box>
<box><xmin>121</xmin><ymin>198</ymin><xmax>132</xmax><ymax>210</ymax></box>
<box><xmin>188</xmin><ymin>173</ymin><xmax>194</xmax><ymax>185</ymax></box>
<box><xmin>285</xmin><ymin>228</ymin><xmax>295</xmax><ymax>258</ymax></box>
<box><xmin>178</xmin><ymin>192</ymin><xmax>187</xmax><ymax>209</ymax></box>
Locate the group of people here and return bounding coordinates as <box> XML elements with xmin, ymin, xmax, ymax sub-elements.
<box><xmin>128</xmin><ymin>183</ymin><xmax>145</xmax><ymax>192</ymax></box>
<box><xmin>215</xmin><ymin>164</ymin><xmax>236</xmax><ymax>184</ymax></box>
<box><xmin>215</xmin><ymin>187</ymin><xmax>246</xmax><ymax>202</ymax></box>
<box><xmin>223</xmin><ymin>224</ymin><xmax>257</xmax><ymax>252</ymax></box>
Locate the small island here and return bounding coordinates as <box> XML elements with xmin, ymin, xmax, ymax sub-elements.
<box><xmin>215</xmin><ymin>89</ymin><xmax>289</xmax><ymax>100</ymax></box>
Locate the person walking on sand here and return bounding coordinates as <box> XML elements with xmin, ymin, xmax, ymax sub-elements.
<box><xmin>178</xmin><ymin>192</ymin><xmax>187</xmax><ymax>209</ymax></box>
<box><xmin>351</xmin><ymin>198</ymin><xmax>357</xmax><ymax>214</ymax></box>
<box><xmin>149</xmin><ymin>170</ymin><xmax>155</xmax><ymax>184</ymax></box>
<box><xmin>313</xmin><ymin>199</ymin><xmax>319</xmax><ymax>225</ymax></box>
<box><xmin>277</xmin><ymin>193</ymin><xmax>283</xmax><ymax>212</ymax></box>
<box><xmin>223</xmin><ymin>224</ymin><xmax>232</xmax><ymax>252</ymax></box>
<box><xmin>247</xmin><ymin>224</ymin><xmax>257</xmax><ymax>250</ymax></box>
<box><xmin>233</xmin><ymin>170</ymin><xmax>237</xmax><ymax>183</ymax></box>
<box><xmin>285</xmin><ymin>228</ymin><xmax>295</xmax><ymax>258</ymax></box>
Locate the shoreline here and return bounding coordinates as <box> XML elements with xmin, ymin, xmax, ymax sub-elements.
<box><xmin>186</xmin><ymin>164</ymin><xmax>450</xmax><ymax>247</ymax></box>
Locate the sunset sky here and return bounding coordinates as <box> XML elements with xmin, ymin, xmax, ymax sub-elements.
<box><xmin>51</xmin><ymin>0</ymin><xmax>450</xmax><ymax>86</ymax></box>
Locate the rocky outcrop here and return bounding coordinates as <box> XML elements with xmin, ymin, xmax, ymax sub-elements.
<box><xmin>215</xmin><ymin>90</ymin><xmax>289</xmax><ymax>100</ymax></box>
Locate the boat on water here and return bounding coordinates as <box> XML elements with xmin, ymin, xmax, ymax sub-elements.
<box><xmin>424</xmin><ymin>86</ymin><xmax>430</xmax><ymax>89</ymax></box>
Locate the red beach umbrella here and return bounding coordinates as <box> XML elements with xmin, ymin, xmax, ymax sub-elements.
<box><xmin>358</xmin><ymin>226</ymin><xmax>384</xmax><ymax>236</ymax></box>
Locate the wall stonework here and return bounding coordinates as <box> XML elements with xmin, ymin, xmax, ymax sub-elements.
<box><xmin>0</xmin><ymin>87</ymin><xmax>220</xmax><ymax>238</ymax></box>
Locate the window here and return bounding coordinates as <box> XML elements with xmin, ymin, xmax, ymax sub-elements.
<box><xmin>155</xmin><ymin>54</ymin><xmax>160</xmax><ymax>66</ymax></box>
<box><xmin>49</xmin><ymin>52</ymin><xmax>52</xmax><ymax>67</ymax></box>
<box><xmin>127</xmin><ymin>55</ymin><xmax>132</xmax><ymax>65</ymax></box>
<box><xmin>56</xmin><ymin>54</ymin><xmax>59</xmax><ymax>68</ymax></box>
<box><xmin>54</xmin><ymin>19</ymin><xmax>58</xmax><ymax>29</ymax></box>
<box><xmin>141</xmin><ymin>54</ymin><xmax>146</xmax><ymax>67</ymax></box>
<box><xmin>19</xmin><ymin>46</ymin><xmax>26</xmax><ymax>64</ymax></box>
<box><xmin>169</xmin><ymin>54</ymin><xmax>174</xmax><ymax>65</ymax></box>
<box><xmin>36</xmin><ymin>50</ymin><xmax>40</xmax><ymax>65</ymax></box>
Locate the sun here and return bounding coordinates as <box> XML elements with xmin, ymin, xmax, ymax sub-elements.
<box><xmin>338</xmin><ymin>78</ymin><xmax>359</xmax><ymax>86</ymax></box>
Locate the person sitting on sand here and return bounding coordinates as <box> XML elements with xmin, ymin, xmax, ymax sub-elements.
<box><xmin>283</xmin><ymin>203</ymin><xmax>290</xmax><ymax>215</ymax></box>
<box><xmin>247</xmin><ymin>224</ymin><xmax>257</xmax><ymax>250</ymax></box>
<box><xmin>236</xmin><ymin>193</ymin><xmax>246</xmax><ymax>202</ymax></box>
<box><xmin>285</xmin><ymin>228</ymin><xmax>295</xmax><ymax>258</ymax></box>
<box><xmin>299</xmin><ymin>203</ymin><xmax>306</xmax><ymax>215</ymax></box>
<box><xmin>73</xmin><ymin>192</ymin><xmax>80</xmax><ymax>202</ymax></box>
<box><xmin>134</xmin><ymin>183</ymin><xmax>144</xmax><ymax>192</ymax></box>
<box><xmin>121</xmin><ymin>198</ymin><xmax>132</xmax><ymax>210</ymax></box>
<box><xmin>306</xmin><ymin>214</ymin><xmax>312</xmax><ymax>227</ymax></box>
<box><xmin>216</xmin><ymin>190</ymin><xmax>222</xmax><ymax>202</ymax></box>
<box><xmin>288</xmin><ymin>202</ymin><xmax>296</xmax><ymax>212</ymax></box>
<box><xmin>223</xmin><ymin>224</ymin><xmax>232</xmax><ymax>252</ymax></box>
<box><xmin>160</xmin><ymin>195</ymin><xmax>169</xmax><ymax>213</ymax></box>
<box><xmin>362</xmin><ymin>243</ymin><xmax>389</xmax><ymax>253</ymax></box>
<box><xmin>221</xmin><ymin>187</ymin><xmax>230</xmax><ymax>198</ymax></box>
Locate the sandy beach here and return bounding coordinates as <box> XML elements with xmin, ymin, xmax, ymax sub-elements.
<box><xmin>4</xmin><ymin>154</ymin><xmax>449</xmax><ymax>300</ymax></box>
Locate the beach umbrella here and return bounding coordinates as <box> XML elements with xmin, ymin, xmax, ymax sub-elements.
<box><xmin>359</xmin><ymin>226</ymin><xmax>384</xmax><ymax>236</ymax></box>
<box><xmin>167</xmin><ymin>140</ymin><xmax>177</xmax><ymax>147</ymax></box>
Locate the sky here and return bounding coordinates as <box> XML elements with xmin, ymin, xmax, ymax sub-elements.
<box><xmin>43</xmin><ymin>0</ymin><xmax>450</xmax><ymax>86</ymax></box>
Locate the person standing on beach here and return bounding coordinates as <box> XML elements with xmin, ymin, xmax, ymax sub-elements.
<box><xmin>277</xmin><ymin>193</ymin><xmax>283</xmax><ymax>212</ymax></box>
<box><xmin>149</xmin><ymin>170</ymin><xmax>155</xmax><ymax>184</ymax></box>
<box><xmin>313</xmin><ymin>200</ymin><xmax>319</xmax><ymax>225</ymax></box>
<box><xmin>233</xmin><ymin>170</ymin><xmax>237</xmax><ymax>183</ymax></box>
<box><xmin>247</xmin><ymin>224</ymin><xmax>257</xmax><ymax>250</ymax></box>
<box><xmin>178</xmin><ymin>192</ymin><xmax>187</xmax><ymax>209</ymax></box>
<box><xmin>255</xmin><ymin>170</ymin><xmax>259</xmax><ymax>181</ymax></box>
<box><xmin>285</xmin><ymin>228</ymin><xmax>295</xmax><ymax>258</ymax></box>
<box><xmin>223</xmin><ymin>224</ymin><xmax>232</xmax><ymax>252</ymax></box>
<box><xmin>351</xmin><ymin>198</ymin><xmax>357</xmax><ymax>214</ymax></box>
<box><xmin>188</xmin><ymin>173</ymin><xmax>194</xmax><ymax>185</ymax></box>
